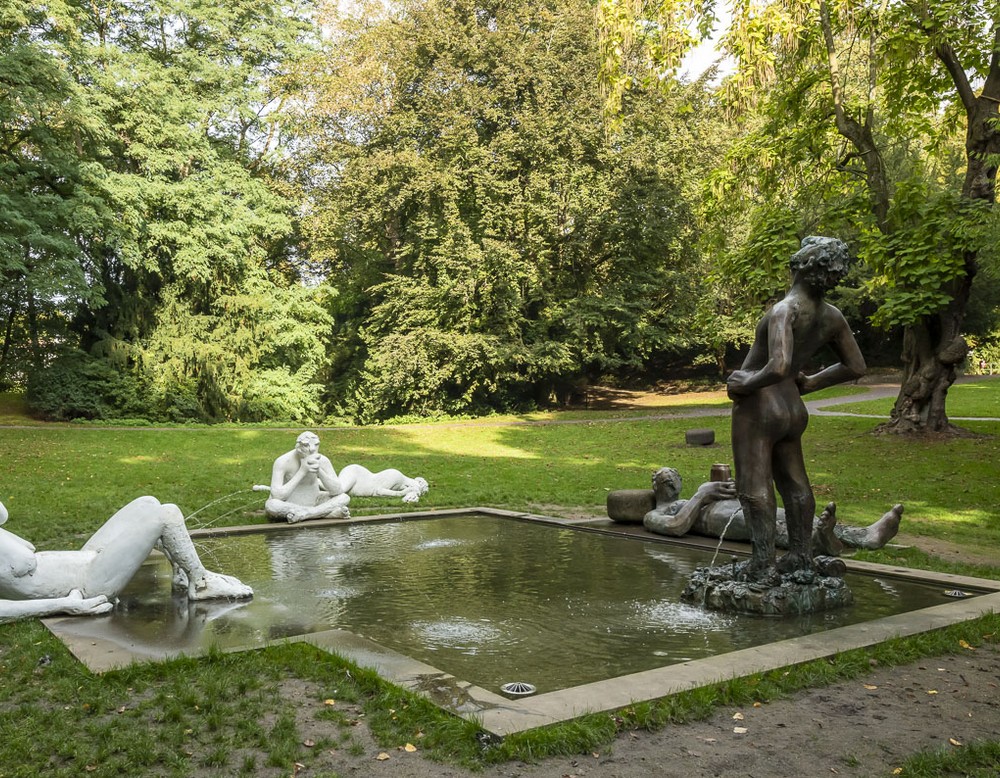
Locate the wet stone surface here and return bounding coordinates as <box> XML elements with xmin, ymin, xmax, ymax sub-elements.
<box><xmin>682</xmin><ymin>558</ymin><xmax>855</xmax><ymax>616</ymax></box>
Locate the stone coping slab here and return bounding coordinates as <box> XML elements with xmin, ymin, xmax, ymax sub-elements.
<box><xmin>43</xmin><ymin>508</ymin><xmax>1000</xmax><ymax>736</ymax></box>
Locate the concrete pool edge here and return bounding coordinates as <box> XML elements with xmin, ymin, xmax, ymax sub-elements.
<box><xmin>43</xmin><ymin>507</ymin><xmax>1000</xmax><ymax>737</ymax></box>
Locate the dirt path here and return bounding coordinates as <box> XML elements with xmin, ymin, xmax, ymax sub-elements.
<box><xmin>278</xmin><ymin>643</ymin><xmax>1000</xmax><ymax>778</ymax></box>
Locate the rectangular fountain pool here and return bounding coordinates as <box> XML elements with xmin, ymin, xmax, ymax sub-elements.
<box><xmin>45</xmin><ymin>509</ymin><xmax>1000</xmax><ymax>734</ymax></box>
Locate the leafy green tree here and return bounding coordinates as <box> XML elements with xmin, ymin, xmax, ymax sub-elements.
<box><xmin>601</xmin><ymin>0</ymin><xmax>1000</xmax><ymax>433</ymax></box>
<box><xmin>4</xmin><ymin>0</ymin><xmax>331</xmax><ymax>421</ymax></box>
<box><xmin>0</xmin><ymin>0</ymin><xmax>107</xmax><ymax>387</ymax></box>
<box><xmin>298</xmin><ymin>0</ymin><xmax>717</xmax><ymax>420</ymax></box>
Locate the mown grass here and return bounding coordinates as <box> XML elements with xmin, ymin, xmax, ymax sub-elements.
<box><xmin>2</xmin><ymin>607</ymin><xmax>997</xmax><ymax>777</ymax></box>
<box><xmin>2</xmin><ymin>409</ymin><xmax>998</xmax><ymax>553</ymax></box>
<box><xmin>0</xmin><ymin>384</ymin><xmax>998</xmax><ymax>776</ymax></box>
<box><xmin>830</xmin><ymin>376</ymin><xmax>1000</xmax><ymax>418</ymax></box>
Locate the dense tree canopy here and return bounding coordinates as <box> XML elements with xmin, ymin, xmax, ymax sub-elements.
<box><xmin>294</xmin><ymin>0</ymin><xmax>723</xmax><ymax>420</ymax></box>
<box><xmin>4</xmin><ymin>0</ymin><xmax>334</xmax><ymax>420</ymax></box>
<box><xmin>600</xmin><ymin>0</ymin><xmax>1000</xmax><ymax>432</ymax></box>
<box><xmin>2</xmin><ymin>0</ymin><xmax>998</xmax><ymax>423</ymax></box>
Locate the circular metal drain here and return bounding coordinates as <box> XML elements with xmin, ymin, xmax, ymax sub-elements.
<box><xmin>500</xmin><ymin>681</ymin><xmax>536</xmax><ymax>696</ymax></box>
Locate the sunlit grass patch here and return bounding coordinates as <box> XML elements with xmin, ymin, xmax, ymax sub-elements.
<box><xmin>117</xmin><ymin>455</ymin><xmax>163</xmax><ymax>465</ymax></box>
<box><xmin>833</xmin><ymin>377</ymin><xmax>1000</xmax><ymax>418</ymax></box>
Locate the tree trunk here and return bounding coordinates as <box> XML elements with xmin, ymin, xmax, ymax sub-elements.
<box><xmin>886</xmin><ymin>338</ymin><xmax>953</xmax><ymax>433</ymax></box>
<box><xmin>878</xmin><ymin>25</ymin><xmax>998</xmax><ymax>433</ymax></box>
<box><xmin>879</xmin><ymin>254</ymin><xmax>974</xmax><ymax>434</ymax></box>
<box><xmin>0</xmin><ymin>295</ymin><xmax>17</xmax><ymax>387</ymax></box>
<box><xmin>25</xmin><ymin>289</ymin><xmax>43</xmax><ymax>373</ymax></box>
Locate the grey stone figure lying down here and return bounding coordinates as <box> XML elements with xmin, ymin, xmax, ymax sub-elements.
<box><xmin>642</xmin><ymin>467</ymin><xmax>902</xmax><ymax>556</ymax></box>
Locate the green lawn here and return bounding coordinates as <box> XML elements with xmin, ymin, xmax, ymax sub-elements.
<box><xmin>3</xmin><ymin>411</ymin><xmax>998</xmax><ymax>553</ymax></box>
<box><xmin>1</xmin><ymin>393</ymin><xmax>999</xmax><ymax>776</ymax></box>
<box><xmin>829</xmin><ymin>376</ymin><xmax>1000</xmax><ymax>418</ymax></box>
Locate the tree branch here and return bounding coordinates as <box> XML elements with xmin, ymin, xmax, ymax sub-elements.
<box><xmin>935</xmin><ymin>40</ymin><xmax>977</xmax><ymax>112</ymax></box>
<box><xmin>982</xmin><ymin>24</ymin><xmax>1000</xmax><ymax>100</ymax></box>
<box><xmin>819</xmin><ymin>0</ymin><xmax>890</xmax><ymax>230</ymax></box>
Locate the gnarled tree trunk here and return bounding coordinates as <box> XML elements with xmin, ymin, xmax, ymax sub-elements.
<box><xmin>884</xmin><ymin>274</ymin><xmax>973</xmax><ymax>433</ymax></box>
<box><xmin>878</xmin><ymin>24</ymin><xmax>998</xmax><ymax>434</ymax></box>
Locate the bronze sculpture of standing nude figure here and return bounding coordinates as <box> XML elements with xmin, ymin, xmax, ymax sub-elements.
<box><xmin>727</xmin><ymin>236</ymin><xmax>866</xmax><ymax>581</ymax></box>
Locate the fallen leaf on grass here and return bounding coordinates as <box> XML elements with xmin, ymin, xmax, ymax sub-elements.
<box><xmin>592</xmin><ymin>752</ymin><xmax>600</xmax><ymax>758</ymax></box>
<box><xmin>733</xmin><ymin>727</ymin><xmax>748</xmax><ymax>734</ymax></box>
<box><xmin>376</xmin><ymin>752</ymin><xmax>391</xmax><ymax>761</ymax></box>
<box><xmin>927</xmin><ymin>690</ymin><xmax>938</xmax><ymax>695</ymax></box>
<box><xmin>959</xmin><ymin>639</ymin><xmax>975</xmax><ymax>651</ymax></box>
<box><xmin>892</xmin><ymin>768</ymin><xmax>903</xmax><ymax>775</ymax></box>
<box><xmin>863</xmin><ymin>684</ymin><xmax>878</xmax><ymax>690</ymax></box>
<box><xmin>732</xmin><ymin>712</ymin><xmax>745</xmax><ymax>721</ymax></box>
<box><xmin>949</xmin><ymin>738</ymin><xmax>963</xmax><ymax>747</ymax></box>
<box><xmin>753</xmin><ymin>702</ymin><xmax>762</xmax><ymax>708</ymax></box>
<box><xmin>303</xmin><ymin>739</ymin><xmax>315</xmax><ymax>748</ymax></box>
<box><xmin>403</xmin><ymin>743</ymin><xmax>417</xmax><ymax>752</ymax></box>
<box><xmin>324</xmin><ymin>699</ymin><xmax>336</xmax><ymax>706</ymax></box>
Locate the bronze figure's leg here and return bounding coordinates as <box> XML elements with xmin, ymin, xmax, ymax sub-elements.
<box><xmin>772</xmin><ymin>436</ymin><xmax>815</xmax><ymax>573</ymax></box>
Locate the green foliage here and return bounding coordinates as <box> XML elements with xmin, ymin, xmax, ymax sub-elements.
<box><xmin>301</xmin><ymin>0</ymin><xmax>719</xmax><ymax>419</ymax></box>
<box><xmin>25</xmin><ymin>352</ymin><xmax>147</xmax><ymax>421</ymax></box>
<box><xmin>862</xmin><ymin>182</ymin><xmax>991</xmax><ymax>328</ymax></box>
<box><xmin>2</xmin><ymin>0</ymin><xmax>328</xmax><ymax>421</ymax></box>
<box><xmin>140</xmin><ymin>282</ymin><xmax>333</xmax><ymax>422</ymax></box>
<box><xmin>0</xmin><ymin>0</ymin><xmax>110</xmax><ymax>386</ymax></box>
<box><xmin>605</xmin><ymin>0</ymin><xmax>998</xmax><ymax>425</ymax></box>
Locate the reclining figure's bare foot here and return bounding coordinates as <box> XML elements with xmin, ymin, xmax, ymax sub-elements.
<box><xmin>813</xmin><ymin>502</ymin><xmax>845</xmax><ymax>556</ymax></box>
<box><xmin>862</xmin><ymin>503</ymin><xmax>903</xmax><ymax>549</ymax></box>
<box><xmin>834</xmin><ymin>504</ymin><xmax>904</xmax><ymax>550</ymax></box>
<box><xmin>188</xmin><ymin>571</ymin><xmax>253</xmax><ymax>601</ymax></box>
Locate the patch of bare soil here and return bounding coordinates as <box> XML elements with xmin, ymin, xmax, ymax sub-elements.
<box><xmin>582</xmin><ymin>384</ymin><xmax>728</xmax><ymax>410</ymax></box>
<box><xmin>280</xmin><ymin>644</ymin><xmax>1000</xmax><ymax>778</ymax></box>
<box><xmin>894</xmin><ymin>534</ymin><xmax>1000</xmax><ymax>570</ymax></box>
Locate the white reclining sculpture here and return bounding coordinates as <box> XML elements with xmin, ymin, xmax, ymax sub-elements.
<box><xmin>0</xmin><ymin>497</ymin><xmax>252</xmax><ymax>622</ymax></box>
<box><xmin>339</xmin><ymin>465</ymin><xmax>428</xmax><ymax>504</ymax></box>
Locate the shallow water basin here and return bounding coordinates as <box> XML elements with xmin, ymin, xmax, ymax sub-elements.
<box><xmin>44</xmin><ymin>509</ymin><xmax>1000</xmax><ymax>734</ymax></box>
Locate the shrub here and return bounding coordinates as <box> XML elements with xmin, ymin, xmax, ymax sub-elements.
<box><xmin>26</xmin><ymin>353</ymin><xmax>149</xmax><ymax>421</ymax></box>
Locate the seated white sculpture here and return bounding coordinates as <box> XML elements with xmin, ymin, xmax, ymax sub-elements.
<box><xmin>264</xmin><ymin>431</ymin><xmax>352</xmax><ymax>523</ymax></box>
<box><xmin>0</xmin><ymin>497</ymin><xmax>252</xmax><ymax>622</ymax></box>
<box><xmin>339</xmin><ymin>465</ymin><xmax>429</xmax><ymax>504</ymax></box>
<box><xmin>261</xmin><ymin>433</ymin><xmax>430</xmax><ymax>521</ymax></box>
